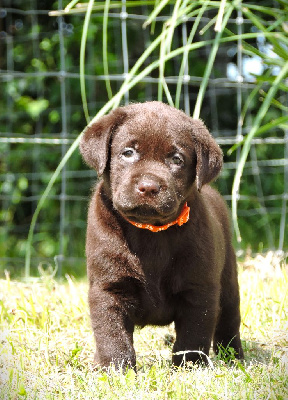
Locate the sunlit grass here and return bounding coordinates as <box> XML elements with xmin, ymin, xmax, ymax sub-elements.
<box><xmin>1</xmin><ymin>253</ymin><xmax>287</xmax><ymax>399</ymax></box>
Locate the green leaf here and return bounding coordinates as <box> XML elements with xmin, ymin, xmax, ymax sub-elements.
<box><xmin>71</xmin><ymin>342</ymin><xmax>82</xmax><ymax>358</ymax></box>
<box><xmin>18</xmin><ymin>382</ymin><xmax>27</xmax><ymax>396</ymax></box>
<box><xmin>16</xmin><ymin>96</ymin><xmax>49</xmax><ymax>120</ymax></box>
<box><xmin>125</xmin><ymin>368</ymin><xmax>136</xmax><ymax>386</ymax></box>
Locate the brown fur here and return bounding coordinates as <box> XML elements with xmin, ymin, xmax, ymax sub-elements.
<box><xmin>80</xmin><ymin>101</ymin><xmax>244</xmax><ymax>370</ymax></box>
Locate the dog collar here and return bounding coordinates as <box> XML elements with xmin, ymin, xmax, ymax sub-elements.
<box><xmin>126</xmin><ymin>202</ymin><xmax>190</xmax><ymax>232</ymax></box>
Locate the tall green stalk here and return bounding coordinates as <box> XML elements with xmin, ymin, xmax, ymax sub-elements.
<box><xmin>231</xmin><ymin>61</ymin><xmax>288</xmax><ymax>243</ymax></box>
<box><xmin>80</xmin><ymin>0</ymin><xmax>95</xmax><ymax>123</ymax></box>
<box><xmin>175</xmin><ymin>2</ymin><xmax>208</xmax><ymax>109</ymax></box>
<box><xmin>103</xmin><ymin>0</ymin><xmax>113</xmax><ymax>99</ymax></box>
<box><xmin>158</xmin><ymin>0</ymin><xmax>182</xmax><ymax>104</ymax></box>
<box><xmin>193</xmin><ymin>1</ymin><xmax>234</xmax><ymax>119</ymax></box>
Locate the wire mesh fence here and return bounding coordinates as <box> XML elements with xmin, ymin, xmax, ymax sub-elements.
<box><xmin>0</xmin><ymin>1</ymin><xmax>287</xmax><ymax>277</ymax></box>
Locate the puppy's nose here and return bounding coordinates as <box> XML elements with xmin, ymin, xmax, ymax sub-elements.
<box><xmin>137</xmin><ymin>180</ymin><xmax>160</xmax><ymax>196</ymax></box>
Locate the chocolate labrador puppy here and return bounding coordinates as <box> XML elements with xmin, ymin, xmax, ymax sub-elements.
<box><xmin>80</xmin><ymin>101</ymin><xmax>244</xmax><ymax>370</ymax></box>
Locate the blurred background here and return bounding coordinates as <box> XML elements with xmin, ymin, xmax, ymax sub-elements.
<box><xmin>0</xmin><ymin>0</ymin><xmax>287</xmax><ymax>278</ymax></box>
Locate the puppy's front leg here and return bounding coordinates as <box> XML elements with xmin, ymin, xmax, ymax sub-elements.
<box><xmin>89</xmin><ymin>283</ymin><xmax>136</xmax><ymax>370</ymax></box>
<box><xmin>172</xmin><ymin>288</ymin><xmax>220</xmax><ymax>366</ymax></box>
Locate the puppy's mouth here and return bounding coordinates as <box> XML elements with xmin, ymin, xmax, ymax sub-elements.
<box><xmin>117</xmin><ymin>204</ymin><xmax>179</xmax><ymax>226</ymax></box>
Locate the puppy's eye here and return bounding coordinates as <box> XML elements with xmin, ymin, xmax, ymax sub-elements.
<box><xmin>122</xmin><ymin>149</ymin><xmax>134</xmax><ymax>157</ymax></box>
<box><xmin>121</xmin><ymin>148</ymin><xmax>138</xmax><ymax>162</ymax></box>
<box><xmin>170</xmin><ymin>154</ymin><xmax>184</xmax><ymax>166</ymax></box>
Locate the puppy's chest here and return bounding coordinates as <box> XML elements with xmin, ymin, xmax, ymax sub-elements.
<box><xmin>128</xmin><ymin>233</ymin><xmax>179</xmax><ymax>302</ymax></box>
<box><xmin>128</xmin><ymin>232</ymin><xmax>176</xmax><ymax>274</ymax></box>
<box><xmin>132</xmin><ymin>250</ymin><xmax>175</xmax><ymax>326</ymax></box>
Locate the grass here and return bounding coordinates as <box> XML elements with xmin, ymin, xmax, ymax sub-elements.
<box><xmin>1</xmin><ymin>252</ymin><xmax>287</xmax><ymax>399</ymax></box>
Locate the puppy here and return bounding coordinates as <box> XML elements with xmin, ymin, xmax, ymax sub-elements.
<box><xmin>80</xmin><ymin>101</ymin><xmax>244</xmax><ymax>370</ymax></box>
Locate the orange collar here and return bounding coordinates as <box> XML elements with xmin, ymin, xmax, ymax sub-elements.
<box><xmin>126</xmin><ymin>202</ymin><xmax>190</xmax><ymax>232</ymax></box>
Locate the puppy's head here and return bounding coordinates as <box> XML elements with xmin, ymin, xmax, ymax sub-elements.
<box><xmin>80</xmin><ymin>102</ymin><xmax>222</xmax><ymax>226</ymax></box>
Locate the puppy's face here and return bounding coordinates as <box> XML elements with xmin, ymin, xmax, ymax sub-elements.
<box><xmin>109</xmin><ymin>117</ymin><xmax>196</xmax><ymax>225</ymax></box>
<box><xmin>80</xmin><ymin>102</ymin><xmax>223</xmax><ymax>226</ymax></box>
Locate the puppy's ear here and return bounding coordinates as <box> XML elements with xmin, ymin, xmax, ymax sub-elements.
<box><xmin>79</xmin><ymin>108</ymin><xmax>126</xmax><ymax>175</ymax></box>
<box><xmin>190</xmin><ymin>119</ymin><xmax>223</xmax><ymax>191</ymax></box>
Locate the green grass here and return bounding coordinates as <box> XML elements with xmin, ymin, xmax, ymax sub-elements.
<box><xmin>1</xmin><ymin>252</ymin><xmax>287</xmax><ymax>399</ymax></box>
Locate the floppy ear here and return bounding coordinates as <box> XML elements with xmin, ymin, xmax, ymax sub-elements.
<box><xmin>190</xmin><ymin>119</ymin><xmax>223</xmax><ymax>191</ymax></box>
<box><xmin>79</xmin><ymin>108</ymin><xmax>126</xmax><ymax>175</ymax></box>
